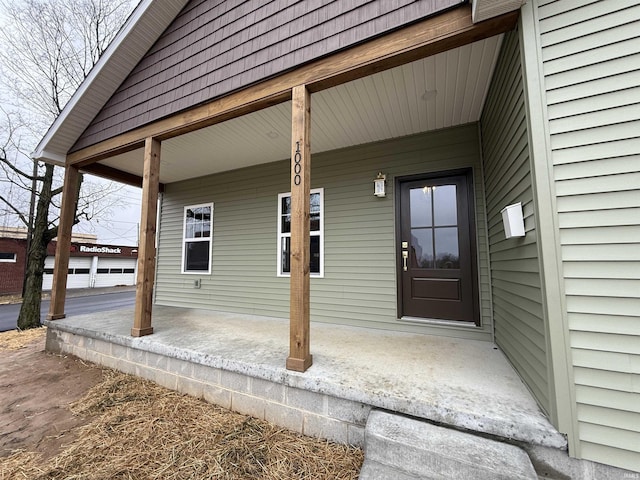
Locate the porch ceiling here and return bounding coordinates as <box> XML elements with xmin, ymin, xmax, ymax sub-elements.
<box><xmin>99</xmin><ymin>35</ymin><xmax>503</xmax><ymax>185</ymax></box>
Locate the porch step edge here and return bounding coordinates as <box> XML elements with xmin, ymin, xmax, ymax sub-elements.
<box><xmin>361</xmin><ymin>410</ymin><xmax>538</xmax><ymax>480</ymax></box>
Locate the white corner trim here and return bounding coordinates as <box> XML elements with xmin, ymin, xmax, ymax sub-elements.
<box><xmin>518</xmin><ymin>0</ymin><xmax>580</xmax><ymax>457</ymax></box>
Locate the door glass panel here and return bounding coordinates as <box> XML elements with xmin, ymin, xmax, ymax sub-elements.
<box><xmin>433</xmin><ymin>185</ymin><xmax>457</xmax><ymax>226</ymax></box>
<box><xmin>410</xmin><ymin>228</ymin><xmax>434</xmax><ymax>268</ymax></box>
<box><xmin>410</xmin><ymin>187</ymin><xmax>433</xmax><ymax>228</ymax></box>
<box><xmin>434</xmin><ymin>227</ymin><xmax>459</xmax><ymax>269</ymax></box>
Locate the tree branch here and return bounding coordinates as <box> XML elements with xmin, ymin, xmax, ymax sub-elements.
<box><xmin>0</xmin><ymin>192</ymin><xmax>28</xmax><ymax>226</ymax></box>
<box><xmin>51</xmin><ymin>185</ymin><xmax>63</xmax><ymax>197</ymax></box>
<box><xmin>0</xmin><ymin>150</ymin><xmax>42</xmax><ymax>181</ymax></box>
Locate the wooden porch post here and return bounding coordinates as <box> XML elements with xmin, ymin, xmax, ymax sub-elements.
<box><xmin>287</xmin><ymin>85</ymin><xmax>312</xmax><ymax>372</ymax></box>
<box><xmin>47</xmin><ymin>165</ymin><xmax>80</xmax><ymax>320</ymax></box>
<box><xmin>132</xmin><ymin>137</ymin><xmax>160</xmax><ymax>337</ymax></box>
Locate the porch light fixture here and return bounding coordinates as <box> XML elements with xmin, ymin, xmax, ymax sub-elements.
<box><xmin>374</xmin><ymin>172</ymin><xmax>387</xmax><ymax>197</ymax></box>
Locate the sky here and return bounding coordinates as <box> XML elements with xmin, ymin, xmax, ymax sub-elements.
<box><xmin>0</xmin><ymin>0</ymin><xmax>143</xmax><ymax>247</ymax></box>
<box><xmin>74</xmin><ymin>183</ymin><xmax>142</xmax><ymax>247</ymax></box>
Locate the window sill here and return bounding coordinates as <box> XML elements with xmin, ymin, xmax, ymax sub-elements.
<box><xmin>277</xmin><ymin>273</ymin><xmax>324</xmax><ymax>279</ymax></box>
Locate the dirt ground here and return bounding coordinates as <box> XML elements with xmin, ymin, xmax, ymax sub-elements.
<box><xmin>0</xmin><ymin>329</ymin><xmax>362</xmax><ymax>479</ymax></box>
<box><xmin>0</xmin><ymin>329</ymin><xmax>103</xmax><ymax>460</ymax></box>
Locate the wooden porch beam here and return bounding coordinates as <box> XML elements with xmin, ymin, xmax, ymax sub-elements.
<box><xmin>131</xmin><ymin>137</ymin><xmax>160</xmax><ymax>337</ymax></box>
<box><xmin>80</xmin><ymin>162</ymin><xmax>165</xmax><ymax>192</ymax></box>
<box><xmin>286</xmin><ymin>85</ymin><xmax>312</xmax><ymax>372</ymax></box>
<box><xmin>66</xmin><ymin>5</ymin><xmax>518</xmax><ymax>167</ymax></box>
<box><xmin>47</xmin><ymin>165</ymin><xmax>80</xmax><ymax>320</ymax></box>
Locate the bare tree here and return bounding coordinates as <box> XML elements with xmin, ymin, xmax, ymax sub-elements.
<box><xmin>0</xmin><ymin>0</ymin><xmax>135</xmax><ymax>329</ymax></box>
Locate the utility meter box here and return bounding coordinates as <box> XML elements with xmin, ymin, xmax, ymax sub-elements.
<box><xmin>501</xmin><ymin>202</ymin><xmax>525</xmax><ymax>238</ymax></box>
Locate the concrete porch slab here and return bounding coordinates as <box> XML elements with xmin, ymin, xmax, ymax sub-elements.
<box><xmin>44</xmin><ymin>305</ymin><xmax>566</xmax><ymax>451</ymax></box>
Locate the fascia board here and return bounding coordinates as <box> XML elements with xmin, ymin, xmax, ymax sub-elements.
<box><xmin>36</xmin><ymin>150</ymin><xmax>67</xmax><ymax>166</ymax></box>
<box><xmin>32</xmin><ymin>0</ymin><xmax>189</xmax><ymax>163</ymax></box>
<box><xmin>473</xmin><ymin>0</ymin><xmax>525</xmax><ymax>23</ymax></box>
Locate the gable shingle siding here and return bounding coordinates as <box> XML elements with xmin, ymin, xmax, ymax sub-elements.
<box><xmin>72</xmin><ymin>0</ymin><xmax>462</xmax><ymax>151</ymax></box>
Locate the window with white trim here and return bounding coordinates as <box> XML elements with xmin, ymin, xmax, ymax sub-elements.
<box><xmin>277</xmin><ymin>188</ymin><xmax>323</xmax><ymax>277</ymax></box>
<box><xmin>181</xmin><ymin>203</ymin><xmax>213</xmax><ymax>274</ymax></box>
<box><xmin>0</xmin><ymin>252</ymin><xmax>16</xmax><ymax>262</ymax></box>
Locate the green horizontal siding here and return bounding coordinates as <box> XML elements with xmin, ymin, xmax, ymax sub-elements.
<box><xmin>155</xmin><ymin>125</ymin><xmax>493</xmax><ymax>341</ymax></box>
<box><xmin>538</xmin><ymin>0</ymin><xmax>640</xmax><ymax>471</ymax></box>
<box><xmin>480</xmin><ymin>28</ymin><xmax>551</xmax><ymax>414</ymax></box>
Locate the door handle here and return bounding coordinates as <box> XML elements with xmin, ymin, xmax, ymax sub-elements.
<box><xmin>402</xmin><ymin>250</ymin><xmax>408</xmax><ymax>271</ymax></box>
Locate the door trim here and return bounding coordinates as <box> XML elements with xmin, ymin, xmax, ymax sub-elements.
<box><xmin>394</xmin><ymin>168</ymin><xmax>481</xmax><ymax>326</ymax></box>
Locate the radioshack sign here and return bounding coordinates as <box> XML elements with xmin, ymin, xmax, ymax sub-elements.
<box><xmin>50</xmin><ymin>242</ymin><xmax>136</xmax><ymax>258</ymax></box>
<box><xmin>79</xmin><ymin>245</ymin><xmax>122</xmax><ymax>254</ymax></box>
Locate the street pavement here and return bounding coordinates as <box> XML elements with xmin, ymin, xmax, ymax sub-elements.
<box><xmin>0</xmin><ymin>289</ymin><xmax>135</xmax><ymax>332</ymax></box>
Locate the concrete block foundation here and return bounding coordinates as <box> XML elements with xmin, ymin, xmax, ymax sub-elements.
<box><xmin>45</xmin><ymin>327</ymin><xmax>368</xmax><ymax>446</ymax></box>
<box><xmin>43</xmin><ymin>309</ymin><xmax>639</xmax><ymax>478</ymax></box>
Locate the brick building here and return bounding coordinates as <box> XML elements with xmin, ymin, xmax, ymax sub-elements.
<box><xmin>0</xmin><ymin>236</ymin><xmax>27</xmax><ymax>295</ymax></box>
<box><xmin>0</xmin><ymin>227</ymin><xmax>137</xmax><ymax>295</ymax></box>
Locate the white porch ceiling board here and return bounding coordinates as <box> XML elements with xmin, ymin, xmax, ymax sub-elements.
<box><xmin>98</xmin><ymin>36</ymin><xmax>504</xmax><ymax>185</ymax></box>
<box><xmin>312</xmin><ymin>36</ymin><xmax>503</xmax><ymax>154</ymax></box>
<box><xmin>101</xmin><ymin>103</ymin><xmax>292</xmax><ymax>184</ymax></box>
<box><xmin>160</xmin><ymin>102</ymin><xmax>292</xmax><ymax>183</ymax></box>
<box><xmin>470</xmin><ymin>35</ymin><xmax>504</xmax><ymax>118</ymax></box>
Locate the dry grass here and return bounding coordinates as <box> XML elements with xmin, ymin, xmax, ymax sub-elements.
<box><xmin>1</xmin><ymin>369</ymin><xmax>363</xmax><ymax>479</ymax></box>
<box><xmin>0</xmin><ymin>295</ymin><xmax>22</xmax><ymax>305</ymax></box>
<box><xmin>0</xmin><ymin>327</ymin><xmax>46</xmax><ymax>351</ymax></box>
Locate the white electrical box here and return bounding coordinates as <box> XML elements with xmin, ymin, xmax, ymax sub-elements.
<box><xmin>501</xmin><ymin>202</ymin><xmax>525</xmax><ymax>238</ymax></box>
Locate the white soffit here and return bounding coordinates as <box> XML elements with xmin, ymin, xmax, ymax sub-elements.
<box><xmin>472</xmin><ymin>0</ymin><xmax>525</xmax><ymax>23</ymax></box>
<box><xmin>99</xmin><ymin>35</ymin><xmax>504</xmax><ymax>184</ymax></box>
<box><xmin>32</xmin><ymin>0</ymin><xmax>189</xmax><ymax>164</ymax></box>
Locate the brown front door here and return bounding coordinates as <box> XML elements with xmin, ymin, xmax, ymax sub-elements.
<box><xmin>397</xmin><ymin>170</ymin><xmax>479</xmax><ymax>324</ymax></box>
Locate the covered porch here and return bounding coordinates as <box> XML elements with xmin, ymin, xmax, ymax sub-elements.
<box><xmin>44</xmin><ymin>306</ymin><xmax>566</xmax><ymax>456</ymax></box>
<box><xmin>43</xmin><ymin>4</ymin><xmax>523</xmax><ymax>374</ymax></box>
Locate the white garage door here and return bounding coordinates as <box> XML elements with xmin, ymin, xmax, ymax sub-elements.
<box><xmin>42</xmin><ymin>257</ymin><xmax>92</xmax><ymax>290</ymax></box>
<box><xmin>94</xmin><ymin>258</ymin><xmax>136</xmax><ymax>288</ymax></box>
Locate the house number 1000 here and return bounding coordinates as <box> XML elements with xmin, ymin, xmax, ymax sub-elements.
<box><xmin>294</xmin><ymin>141</ymin><xmax>302</xmax><ymax>185</ymax></box>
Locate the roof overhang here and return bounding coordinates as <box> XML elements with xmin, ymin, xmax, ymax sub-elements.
<box><xmin>472</xmin><ymin>0</ymin><xmax>527</xmax><ymax>23</ymax></box>
<box><xmin>96</xmin><ymin>34</ymin><xmax>506</xmax><ymax>185</ymax></box>
<box><xmin>32</xmin><ymin>0</ymin><xmax>189</xmax><ymax>165</ymax></box>
<box><xmin>33</xmin><ymin>0</ymin><xmax>523</xmax><ymax>172</ymax></box>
